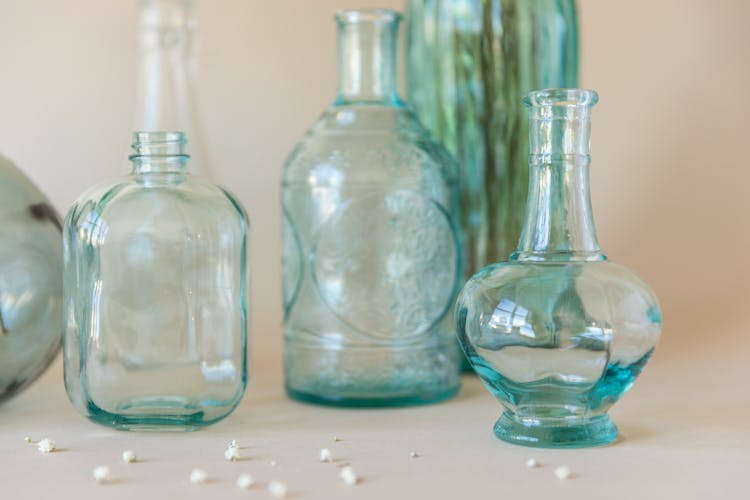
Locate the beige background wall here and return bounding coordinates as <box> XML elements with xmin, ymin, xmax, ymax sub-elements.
<box><xmin>0</xmin><ymin>0</ymin><xmax>747</xmax><ymax>369</ymax></box>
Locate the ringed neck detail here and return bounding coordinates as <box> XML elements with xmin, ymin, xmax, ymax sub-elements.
<box><xmin>513</xmin><ymin>89</ymin><xmax>604</xmax><ymax>262</ymax></box>
<box><xmin>129</xmin><ymin>131</ymin><xmax>189</xmax><ymax>174</ymax></box>
<box><xmin>334</xmin><ymin>9</ymin><xmax>403</xmax><ymax>107</ymax></box>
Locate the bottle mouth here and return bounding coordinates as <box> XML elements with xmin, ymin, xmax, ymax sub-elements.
<box><xmin>523</xmin><ymin>88</ymin><xmax>599</xmax><ymax>108</ymax></box>
<box><xmin>130</xmin><ymin>131</ymin><xmax>188</xmax><ymax>158</ymax></box>
<box><xmin>335</xmin><ymin>9</ymin><xmax>401</xmax><ymax>25</ymax></box>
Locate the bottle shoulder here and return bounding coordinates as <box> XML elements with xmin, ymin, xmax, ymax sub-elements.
<box><xmin>283</xmin><ymin>104</ymin><xmax>457</xmax><ymax>185</ymax></box>
<box><xmin>65</xmin><ymin>175</ymin><xmax>248</xmax><ymax>234</ymax></box>
<box><xmin>459</xmin><ymin>260</ymin><xmax>660</xmax><ymax>313</ymax></box>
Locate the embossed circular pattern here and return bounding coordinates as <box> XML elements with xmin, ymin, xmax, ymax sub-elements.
<box><xmin>281</xmin><ymin>210</ymin><xmax>304</xmax><ymax>317</ymax></box>
<box><xmin>312</xmin><ymin>190</ymin><xmax>458</xmax><ymax>340</ymax></box>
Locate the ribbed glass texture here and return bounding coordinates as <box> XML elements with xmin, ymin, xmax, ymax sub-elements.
<box><xmin>282</xmin><ymin>9</ymin><xmax>462</xmax><ymax>407</ymax></box>
<box><xmin>456</xmin><ymin>90</ymin><xmax>662</xmax><ymax>448</ymax></box>
<box><xmin>406</xmin><ymin>0</ymin><xmax>579</xmax><ymax>274</ymax></box>
<box><xmin>0</xmin><ymin>154</ymin><xmax>62</xmax><ymax>404</ymax></box>
<box><xmin>63</xmin><ymin>132</ymin><xmax>248</xmax><ymax>430</ymax></box>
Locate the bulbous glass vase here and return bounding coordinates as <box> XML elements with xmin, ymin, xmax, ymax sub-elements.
<box><xmin>456</xmin><ymin>89</ymin><xmax>662</xmax><ymax>448</ymax></box>
<box><xmin>282</xmin><ymin>9</ymin><xmax>462</xmax><ymax>407</ymax></box>
<box><xmin>0</xmin><ymin>154</ymin><xmax>62</xmax><ymax>403</ymax></box>
<box><xmin>63</xmin><ymin>132</ymin><xmax>248</xmax><ymax>430</ymax></box>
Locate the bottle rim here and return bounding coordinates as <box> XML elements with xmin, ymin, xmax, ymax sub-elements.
<box><xmin>523</xmin><ymin>88</ymin><xmax>599</xmax><ymax>108</ymax></box>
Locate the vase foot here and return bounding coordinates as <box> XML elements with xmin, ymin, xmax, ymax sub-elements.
<box><xmin>493</xmin><ymin>411</ymin><xmax>618</xmax><ymax>448</ymax></box>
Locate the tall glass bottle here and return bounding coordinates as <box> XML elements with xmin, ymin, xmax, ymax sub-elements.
<box><xmin>63</xmin><ymin>132</ymin><xmax>248</xmax><ymax>430</ymax></box>
<box><xmin>133</xmin><ymin>0</ymin><xmax>210</xmax><ymax>176</ymax></box>
<box><xmin>456</xmin><ymin>89</ymin><xmax>662</xmax><ymax>448</ymax></box>
<box><xmin>282</xmin><ymin>9</ymin><xmax>462</xmax><ymax>407</ymax></box>
<box><xmin>406</xmin><ymin>0</ymin><xmax>578</xmax><ymax>274</ymax></box>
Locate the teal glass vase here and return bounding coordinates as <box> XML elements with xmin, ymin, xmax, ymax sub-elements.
<box><xmin>406</xmin><ymin>0</ymin><xmax>579</xmax><ymax>273</ymax></box>
<box><xmin>63</xmin><ymin>132</ymin><xmax>248</xmax><ymax>430</ymax></box>
<box><xmin>282</xmin><ymin>9</ymin><xmax>462</xmax><ymax>407</ymax></box>
<box><xmin>0</xmin><ymin>154</ymin><xmax>62</xmax><ymax>403</ymax></box>
<box><xmin>456</xmin><ymin>89</ymin><xmax>662</xmax><ymax>448</ymax></box>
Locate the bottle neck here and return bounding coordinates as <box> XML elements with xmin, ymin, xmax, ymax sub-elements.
<box><xmin>334</xmin><ymin>10</ymin><xmax>402</xmax><ymax>106</ymax></box>
<box><xmin>129</xmin><ymin>131</ymin><xmax>189</xmax><ymax>175</ymax></box>
<box><xmin>513</xmin><ymin>89</ymin><xmax>603</xmax><ymax>262</ymax></box>
<box><xmin>133</xmin><ymin>0</ymin><xmax>206</xmax><ymax>170</ymax></box>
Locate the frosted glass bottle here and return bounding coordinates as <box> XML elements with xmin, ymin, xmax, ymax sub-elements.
<box><xmin>63</xmin><ymin>132</ymin><xmax>248</xmax><ymax>430</ymax></box>
<box><xmin>0</xmin><ymin>154</ymin><xmax>62</xmax><ymax>403</ymax></box>
<box><xmin>282</xmin><ymin>9</ymin><xmax>462</xmax><ymax>407</ymax></box>
<box><xmin>132</xmin><ymin>0</ymin><xmax>210</xmax><ymax>177</ymax></box>
<box><xmin>456</xmin><ymin>89</ymin><xmax>662</xmax><ymax>447</ymax></box>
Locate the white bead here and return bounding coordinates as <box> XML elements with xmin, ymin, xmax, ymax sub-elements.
<box><xmin>190</xmin><ymin>468</ymin><xmax>208</xmax><ymax>484</ymax></box>
<box><xmin>554</xmin><ymin>465</ymin><xmax>572</xmax><ymax>480</ymax></box>
<box><xmin>92</xmin><ymin>466</ymin><xmax>111</xmax><ymax>483</ymax></box>
<box><xmin>269</xmin><ymin>460</ymin><xmax>278</xmax><ymax>467</ymax></box>
<box><xmin>410</xmin><ymin>451</ymin><xmax>419</xmax><ymax>458</ymax></box>
<box><xmin>268</xmin><ymin>480</ymin><xmax>288</xmax><ymax>498</ymax></box>
<box><xmin>122</xmin><ymin>450</ymin><xmax>136</xmax><ymax>463</ymax></box>
<box><xmin>24</xmin><ymin>436</ymin><xmax>32</xmax><ymax>443</ymax></box>
<box><xmin>526</xmin><ymin>458</ymin><xmax>538</xmax><ymax>468</ymax></box>
<box><xmin>333</xmin><ymin>436</ymin><xmax>341</xmax><ymax>442</ymax></box>
<box><xmin>236</xmin><ymin>473</ymin><xmax>255</xmax><ymax>490</ymax></box>
<box><xmin>229</xmin><ymin>439</ymin><xmax>238</xmax><ymax>448</ymax></box>
<box><xmin>37</xmin><ymin>438</ymin><xmax>55</xmax><ymax>453</ymax></box>
<box><xmin>224</xmin><ymin>445</ymin><xmax>241</xmax><ymax>461</ymax></box>
<box><xmin>319</xmin><ymin>448</ymin><xmax>332</xmax><ymax>462</ymax></box>
<box><xmin>340</xmin><ymin>466</ymin><xmax>358</xmax><ymax>486</ymax></box>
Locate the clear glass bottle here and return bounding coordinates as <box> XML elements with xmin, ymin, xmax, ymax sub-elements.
<box><xmin>282</xmin><ymin>9</ymin><xmax>462</xmax><ymax>407</ymax></box>
<box><xmin>406</xmin><ymin>0</ymin><xmax>578</xmax><ymax>274</ymax></box>
<box><xmin>456</xmin><ymin>89</ymin><xmax>662</xmax><ymax>448</ymax></box>
<box><xmin>132</xmin><ymin>0</ymin><xmax>210</xmax><ymax>176</ymax></box>
<box><xmin>0</xmin><ymin>154</ymin><xmax>62</xmax><ymax>404</ymax></box>
<box><xmin>63</xmin><ymin>131</ymin><xmax>248</xmax><ymax>430</ymax></box>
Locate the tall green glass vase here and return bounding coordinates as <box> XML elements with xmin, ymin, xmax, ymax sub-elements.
<box><xmin>406</xmin><ymin>0</ymin><xmax>579</xmax><ymax>274</ymax></box>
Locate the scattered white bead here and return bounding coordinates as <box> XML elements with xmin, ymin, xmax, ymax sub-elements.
<box><xmin>236</xmin><ymin>473</ymin><xmax>255</xmax><ymax>490</ymax></box>
<box><xmin>24</xmin><ymin>436</ymin><xmax>32</xmax><ymax>443</ymax></box>
<box><xmin>319</xmin><ymin>448</ymin><xmax>332</xmax><ymax>462</ymax></box>
<box><xmin>554</xmin><ymin>465</ymin><xmax>572</xmax><ymax>480</ymax></box>
<box><xmin>229</xmin><ymin>439</ymin><xmax>238</xmax><ymax>448</ymax></box>
<box><xmin>122</xmin><ymin>450</ymin><xmax>136</xmax><ymax>463</ymax></box>
<box><xmin>92</xmin><ymin>466</ymin><xmax>111</xmax><ymax>483</ymax></box>
<box><xmin>268</xmin><ymin>480</ymin><xmax>288</xmax><ymax>498</ymax></box>
<box><xmin>224</xmin><ymin>445</ymin><xmax>242</xmax><ymax>461</ymax></box>
<box><xmin>333</xmin><ymin>436</ymin><xmax>341</xmax><ymax>442</ymax></box>
<box><xmin>340</xmin><ymin>465</ymin><xmax>358</xmax><ymax>486</ymax></box>
<box><xmin>269</xmin><ymin>460</ymin><xmax>278</xmax><ymax>467</ymax></box>
<box><xmin>410</xmin><ymin>451</ymin><xmax>419</xmax><ymax>458</ymax></box>
<box><xmin>37</xmin><ymin>438</ymin><xmax>56</xmax><ymax>453</ymax></box>
<box><xmin>190</xmin><ymin>468</ymin><xmax>208</xmax><ymax>484</ymax></box>
<box><xmin>526</xmin><ymin>458</ymin><xmax>538</xmax><ymax>468</ymax></box>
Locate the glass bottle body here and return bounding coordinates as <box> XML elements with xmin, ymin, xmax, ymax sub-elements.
<box><xmin>282</xmin><ymin>10</ymin><xmax>462</xmax><ymax>407</ymax></box>
<box><xmin>63</xmin><ymin>132</ymin><xmax>247</xmax><ymax>430</ymax></box>
<box><xmin>0</xmin><ymin>154</ymin><xmax>62</xmax><ymax>404</ymax></box>
<box><xmin>456</xmin><ymin>89</ymin><xmax>662</xmax><ymax>447</ymax></box>
<box><xmin>406</xmin><ymin>0</ymin><xmax>578</xmax><ymax>273</ymax></box>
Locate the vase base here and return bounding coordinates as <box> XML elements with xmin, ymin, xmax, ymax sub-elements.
<box><xmin>493</xmin><ymin>411</ymin><xmax>618</xmax><ymax>448</ymax></box>
<box><xmin>286</xmin><ymin>385</ymin><xmax>459</xmax><ymax>408</ymax></box>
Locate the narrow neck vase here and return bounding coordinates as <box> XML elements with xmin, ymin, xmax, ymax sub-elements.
<box><xmin>133</xmin><ymin>0</ymin><xmax>209</xmax><ymax>176</ymax></box>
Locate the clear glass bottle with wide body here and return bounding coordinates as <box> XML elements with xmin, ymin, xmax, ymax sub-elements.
<box><xmin>456</xmin><ymin>89</ymin><xmax>662</xmax><ymax>448</ymax></box>
<box><xmin>63</xmin><ymin>132</ymin><xmax>247</xmax><ymax>430</ymax></box>
<box><xmin>282</xmin><ymin>9</ymin><xmax>462</xmax><ymax>407</ymax></box>
<box><xmin>132</xmin><ymin>0</ymin><xmax>210</xmax><ymax>177</ymax></box>
<box><xmin>406</xmin><ymin>0</ymin><xmax>578</xmax><ymax>274</ymax></box>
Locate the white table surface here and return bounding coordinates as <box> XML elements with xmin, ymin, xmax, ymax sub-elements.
<box><xmin>1</xmin><ymin>332</ymin><xmax>746</xmax><ymax>500</ymax></box>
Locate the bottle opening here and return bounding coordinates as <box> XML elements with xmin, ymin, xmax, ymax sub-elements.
<box><xmin>523</xmin><ymin>88</ymin><xmax>599</xmax><ymax>108</ymax></box>
<box><xmin>335</xmin><ymin>9</ymin><xmax>401</xmax><ymax>26</ymax></box>
<box><xmin>130</xmin><ymin>131</ymin><xmax>189</xmax><ymax>159</ymax></box>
